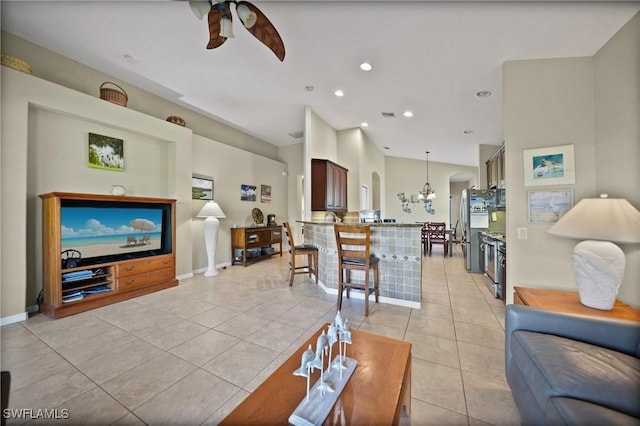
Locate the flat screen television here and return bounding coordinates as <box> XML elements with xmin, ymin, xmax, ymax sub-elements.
<box><xmin>60</xmin><ymin>198</ymin><xmax>172</xmax><ymax>267</ymax></box>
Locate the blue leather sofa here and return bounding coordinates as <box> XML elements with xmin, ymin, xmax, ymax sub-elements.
<box><xmin>505</xmin><ymin>304</ymin><xmax>640</xmax><ymax>425</ymax></box>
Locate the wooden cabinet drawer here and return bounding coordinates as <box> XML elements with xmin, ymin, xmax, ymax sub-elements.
<box><xmin>118</xmin><ymin>268</ymin><xmax>175</xmax><ymax>291</ymax></box>
<box><xmin>118</xmin><ymin>255</ymin><xmax>174</xmax><ymax>277</ymax></box>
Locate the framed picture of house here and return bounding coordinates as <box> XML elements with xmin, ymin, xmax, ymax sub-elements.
<box><xmin>261</xmin><ymin>185</ymin><xmax>271</xmax><ymax>203</ymax></box>
<box><xmin>523</xmin><ymin>144</ymin><xmax>575</xmax><ymax>187</ymax></box>
<box><xmin>88</xmin><ymin>133</ymin><xmax>124</xmax><ymax>171</ymax></box>
<box><xmin>192</xmin><ymin>176</ymin><xmax>213</xmax><ymax>200</ymax></box>
<box><xmin>528</xmin><ymin>189</ymin><xmax>573</xmax><ymax>224</ymax></box>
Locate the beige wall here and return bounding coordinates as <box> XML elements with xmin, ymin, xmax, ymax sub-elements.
<box><xmin>503</xmin><ymin>13</ymin><xmax>639</xmax><ymax>307</ymax></box>
<box><xmin>384</xmin><ymin>156</ymin><xmax>477</xmax><ymax>225</ymax></box>
<box><xmin>191</xmin><ymin>135</ymin><xmax>289</xmax><ymax>270</ymax></box>
<box><xmin>593</xmin><ymin>12</ymin><xmax>640</xmax><ymax>305</ymax></box>
<box><xmin>1</xmin><ymin>68</ymin><xmax>193</xmax><ymax>321</ymax></box>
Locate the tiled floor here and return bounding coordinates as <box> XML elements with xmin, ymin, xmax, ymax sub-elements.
<box><xmin>1</xmin><ymin>246</ymin><xmax>521</xmax><ymax>425</ymax></box>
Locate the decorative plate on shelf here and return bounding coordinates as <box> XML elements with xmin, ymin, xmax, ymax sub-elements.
<box><xmin>252</xmin><ymin>208</ymin><xmax>264</xmax><ymax>224</ymax></box>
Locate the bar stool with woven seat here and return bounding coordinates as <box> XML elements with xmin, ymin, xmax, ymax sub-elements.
<box><xmin>334</xmin><ymin>224</ymin><xmax>379</xmax><ymax>316</ymax></box>
<box><xmin>283</xmin><ymin>222</ymin><xmax>318</xmax><ymax>286</ymax></box>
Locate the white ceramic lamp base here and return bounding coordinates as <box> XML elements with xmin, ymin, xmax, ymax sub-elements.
<box><xmin>572</xmin><ymin>240</ymin><xmax>625</xmax><ymax>311</ymax></box>
<box><xmin>203</xmin><ymin>216</ymin><xmax>220</xmax><ymax>277</ymax></box>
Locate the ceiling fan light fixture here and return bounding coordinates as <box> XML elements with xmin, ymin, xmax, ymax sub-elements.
<box><xmin>236</xmin><ymin>3</ymin><xmax>257</xmax><ymax>28</ymax></box>
<box><xmin>189</xmin><ymin>0</ymin><xmax>211</xmax><ymax>20</ymax></box>
<box><xmin>219</xmin><ymin>16</ymin><xmax>235</xmax><ymax>38</ymax></box>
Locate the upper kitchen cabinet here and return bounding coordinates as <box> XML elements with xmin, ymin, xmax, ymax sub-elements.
<box><xmin>311</xmin><ymin>159</ymin><xmax>348</xmax><ymax>212</ymax></box>
<box><xmin>486</xmin><ymin>144</ymin><xmax>505</xmax><ymax>189</ymax></box>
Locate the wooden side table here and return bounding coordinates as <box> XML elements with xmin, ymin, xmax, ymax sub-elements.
<box><xmin>513</xmin><ymin>286</ymin><xmax>640</xmax><ymax>322</ymax></box>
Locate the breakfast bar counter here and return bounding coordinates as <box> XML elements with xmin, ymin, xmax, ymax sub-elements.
<box><xmin>298</xmin><ymin>221</ymin><xmax>422</xmax><ymax>308</ymax></box>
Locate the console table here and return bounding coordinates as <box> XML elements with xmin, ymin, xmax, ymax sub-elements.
<box><xmin>219</xmin><ymin>324</ymin><xmax>412</xmax><ymax>425</ymax></box>
<box><xmin>513</xmin><ymin>286</ymin><xmax>640</xmax><ymax>322</ymax></box>
<box><xmin>230</xmin><ymin>225</ymin><xmax>282</xmax><ymax>267</ymax></box>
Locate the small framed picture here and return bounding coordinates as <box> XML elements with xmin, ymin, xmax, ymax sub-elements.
<box><xmin>192</xmin><ymin>176</ymin><xmax>213</xmax><ymax>200</ymax></box>
<box><xmin>528</xmin><ymin>189</ymin><xmax>573</xmax><ymax>224</ymax></box>
<box><xmin>523</xmin><ymin>144</ymin><xmax>575</xmax><ymax>187</ymax></box>
<box><xmin>241</xmin><ymin>184</ymin><xmax>257</xmax><ymax>201</ymax></box>
<box><xmin>88</xmin><ymin>133</ymin><xmax>124</xmax><ymax>172</ymax></box>
<box><xmin>261</xmin><ymin>185</ymin><xmax>272</xmax><ymax>203</ymax></box>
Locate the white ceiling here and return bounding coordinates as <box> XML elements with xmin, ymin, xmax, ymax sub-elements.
<box><xmin>2</xmin><ymin>1</ymin><xmax>638</xmax><ymax>167</ymax></box>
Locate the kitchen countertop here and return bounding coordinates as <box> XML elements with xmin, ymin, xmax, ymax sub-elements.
<box><xmin>481</xmin><ymin>231</ymin><xmax>507</xmax><ymax>243</ymax></box>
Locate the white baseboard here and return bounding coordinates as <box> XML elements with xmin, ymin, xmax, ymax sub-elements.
<box><xmin>1</xmin><ymin>312</ymin><xmax>28</xmax><ymax>326</ymax></box>
<box><xmin>316</xmin><ymin>280</ymin><xmax>422</xmax><ymax>309</ymax></box>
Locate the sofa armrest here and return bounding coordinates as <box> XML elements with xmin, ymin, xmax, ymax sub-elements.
<box><xmin>505</xmin><ymin>304</ymin><xmax>640</xmax><ymax>367</ymax></box>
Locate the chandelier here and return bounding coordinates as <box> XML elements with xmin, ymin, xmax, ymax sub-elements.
<box><xmin>419</xmin><ymin>151</ymin><xmax>436</xmax><ymax>214</ymax></box>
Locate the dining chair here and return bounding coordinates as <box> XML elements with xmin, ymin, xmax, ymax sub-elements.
<box><xmin>449</xmin><ymin>219</ymin><xmax>462</xmax><ymax>256</ymax></box>
<box><xmin>420</xmin><ymin>222</ymin><xmax>429</xmax><ymax>256</ymax></box>
<box><xmin>283</xmin><ymin>222</ymin><xmax>318</xmax><ymax>286</ymax></box>
<box><xmin>426</xmin><ymin>222</ymin><xmax>448</xmax><ymax>256</ymax></box>
<box><xmin>334</xmin><ymin>224</ymin><xmax>379</xmax><ymax>316</ymax></box>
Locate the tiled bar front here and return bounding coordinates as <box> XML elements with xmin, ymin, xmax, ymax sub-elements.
<box><xmin>299</xmin><ymin>222</ymin><xmax>422</xmax><ymax>307</ymax></box>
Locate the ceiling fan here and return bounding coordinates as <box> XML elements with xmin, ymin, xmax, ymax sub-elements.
<box><xmin>188</xmin><ymin>0</ymin><xmax>285</xmax><ymax>61</ymax></box>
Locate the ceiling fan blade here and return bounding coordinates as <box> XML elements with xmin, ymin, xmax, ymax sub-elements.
<box><xmin>206</xmin><ymin>3</ymin><xmax>227</xmax><ymax>49</ymax></box>
<box><xmin>238</xmin><ymin>1</ymin><xmax>285</xmax><ymax>61</ymax></box>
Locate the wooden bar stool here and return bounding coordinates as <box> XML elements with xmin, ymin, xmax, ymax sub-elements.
<box><xmin>334</xmin><ymin>224</ymin><xmax>379</xmax><ymax>316</ymax></box>
<box><xmin>283</xmin><ymin>222</ymin><xmax>318</xmax><ymax>286</ymax></box>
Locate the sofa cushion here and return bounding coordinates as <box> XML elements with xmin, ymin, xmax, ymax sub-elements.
<box><xmin>511</xmin><ymin>330</ymin><xmax>640</xmax><ymax>418</ymax></box>
<box><xmin>546</xmin><ymin>397</ymin><xmax>640</xmax><ymax>426</ymax></box>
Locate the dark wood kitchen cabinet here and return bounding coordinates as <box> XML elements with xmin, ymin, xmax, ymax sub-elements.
<box><xmin>311</xmin><ymin>159</ymin><xmax>348</xmax><ymax>212</ymax></box>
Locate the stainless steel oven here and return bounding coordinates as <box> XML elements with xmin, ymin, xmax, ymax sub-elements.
<box><xmin>497</xmin><ymin>243</ymin><xmax>506</xmax><ymax>302</ymax></box>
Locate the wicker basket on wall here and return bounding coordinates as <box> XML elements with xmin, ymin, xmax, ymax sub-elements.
<box><xmin>99</xmin><ymin>82</ymin><xmax>128</xmax><ymax>107</ymax></box>
<box><xmin>166</xmin><ymin>115</ymin><xmax>186</xmax><ymax>127</ymax></box>
<box><xmin>1</xmin><ymin>54</ymin><xmax>32</xmax><ymax>74</ymax></box>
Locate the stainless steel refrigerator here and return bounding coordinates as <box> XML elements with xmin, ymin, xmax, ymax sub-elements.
<box><xmin>460</xmin><ymin>188</ymin><xmax>495</xmax><ymax>272</ymax></box>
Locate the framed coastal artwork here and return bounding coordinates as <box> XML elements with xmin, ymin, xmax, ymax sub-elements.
<box><xmin>241</xmin><ymin>184</ymin><xmax>257</xmax><ymax>201</ymax></box>
<box><xmin>523</xmin><ymin>144</ymin><xmax>575</xmax><ymax>187</ymax></box>
<box><xmin>192</xmin><ymin>176</ymin><xmax>213</xmax><ymax>200</ymax></box>
<box><xmin>528</xmin><ymin>189</ymin><xmax>573</xmax><ymax>224</ymax></box>
<box><xmin>261</xmin><ymin>185</ymin><xmax>272</xmax><ymax>203</ymax></box>
<box><xmin>88</xmin><ymin>133</ymin><xmax>124</xmax><ymax>172</ymax></box>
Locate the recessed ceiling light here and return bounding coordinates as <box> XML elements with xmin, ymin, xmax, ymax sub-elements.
<box><xmin>403</xmin><ymin>111</ymin><xmax>413</xmax><ymax>117</ymax></box>
<box><xmin>464</xmin><ymin>130</ymin><xmax>474</xmax><ymax>134</ymax></box>
<box><xmin>123</xmin><ymin>54</ymin><xmax>138</xmax><ymax>63</ymax></box>
<box><xmin>384</xmin><ymin>146</ymin><xmax>390</xmax><ymax>150</ymax></box>
<box><xmin>334</xmin><ymin>89</ymin><xmax>344</xmax><ymax>97</ymax></box>
<box><xmin>361</xmin><ymin>122</ymin><xmax>369</xmax><ymax>127</ymax></box>
<box><xmin>476</xmin><ymin>90</ymin><xmax>492</xmax><ymax>98</ymax></box>
<box><xmin>305</xmin><ymin>85</ymin><xmax>314</xmax><ymax>92</ymax></box>
<box><xmin>360</xmin><ymin>62</ymin><xmax>373</xmax><ymax>71</ymax></box>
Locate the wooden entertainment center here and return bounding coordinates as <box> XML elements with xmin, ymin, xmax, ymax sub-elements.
<box><xmin>39</xmin><ymin>192</ymin><xmax>178</xmax><ymax>318</ymax></box>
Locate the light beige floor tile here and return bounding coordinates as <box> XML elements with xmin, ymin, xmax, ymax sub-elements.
<box><xmin>462</xmin><ymin>371</ymin><xmax>521</xmax><ymax>425</ymax></box>
<box><xmin>214</xmin><ymin>312</ymin><xmax>268</xmax><ymax>338</ymax></box>
<box><xmin>3</xmin><ymin>347</ymin><xmax>72</xmax><ymax>391</ymax></box>
<box><xmin>8</xmin><ymin>365</ymin><xmax>96</xmax><ymax>412</ymax></box>
<box><xmin>422</xmin><ymin>290</ymin><xmax>452</xmax><ymax>306</ymax></box>
<box><xmin>202</xmin><ymin>389</ymin><xmax>250</xmax><ymax>425</ymax></box>
<box><xmin>245</xmin><ymin>300</ymin><xmax>295</xmax><ymax>320</ymax></box>
<box><xmin>357</xmin><ymin>321</ymin><xmax>406</xmax><ymax>340</ymax></box>
<box><xmin>188</xmin><ymin>305</ymin><xmax>242</xmax><ymax>328</ymax></box>
<box><xmin>360</xmin><ymin>307</ymin><xmax>410</xmax><ymax>330</ymax></box>
<box><xmin>455</xmin><ymin>321</ymin><xmax>505</xmax><ymax>350</ymax></box>
<box><xmin>169</xmin><ymin>329</ymin><xmax>240</xmax><ymax>366</ymax></box>
<box><xmin>275</xmin><ymin>304</ymin><xmax>327</xmax><ymax>329</ymax></box>
<box><xmin>407</xmin><ymin>315</ymin><xmax>456</xmax><ymax>340</ymax></box>
<box><xmin>411</xmin><ymin>302</ymin><xmax>453</xmax><ymax>320</ymax></box>
<box><xmin>111</xmin><ymin>412</ymin><xmax>147</xmax><ymax>426</ymax></box>
<box><xmin>132</xmin><ymin>318</ymin><xmax>208</xmax><ymax>350</ymax></box>
<box><xmin>28</xmin><ymin>387</ymin><xmax>130</xmax><ymax>425</ymax></box>
<box><xmin>54</xmin><ymin>326</ymin><xmax>138</xmax><ymax>364</ymax></box>
<box><xmin>407</xmin><ymin>335</ymin><xmax>460</xmax><ymax>369</ymax></box>
<box><xmin>452</xmin><ymin>305</ymin><xmax>502</xmax><ymax>329</ymax></box>
<box><xmin>245</xmin><ymin>320</ymin><xmax>306</xmax><ymax>352</ymax></box>
<box><xmin>202</xmin><ymin>340</ymin><xmax>279</xmax><ymax>388</ymax></box>
<box><xmin>134</xmin><ymin>369</ymin><xmax>239</xmax><ymax>425</ymax></box>
<box><xmin>102</xmin><ymin>352</ymin><xmax>196</xmax><ymax>409</ymax></box>
<box><xmin>457</xmin><ymin>341</ymin><xmax>506</xmax><ymax>381</ymax></box>
<box><xmin>75</xmin><ymin>338</ymin><xmax>164</xmax><ymax>384</ymax></box>
<box><xmin>400</xmin><ymin>398</ymin><xmax>469</xmax><ymax>426</ymax></box>
<box><xmin>411</xmin><ymin>358</ymin><xmax>467</xmax><ymax>415</ymax></box>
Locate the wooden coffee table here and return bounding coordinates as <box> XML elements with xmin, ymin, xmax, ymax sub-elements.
<box><xmin>220</xmin><ymin>324</ymin><xmax>412</xmax><ymax>425</ymax></box>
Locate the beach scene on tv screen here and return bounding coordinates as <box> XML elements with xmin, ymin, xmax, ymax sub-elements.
<box><xmin>61</xmin><ymin>207</ymin><xmax>163</xmax><ymax>259</ymax></box>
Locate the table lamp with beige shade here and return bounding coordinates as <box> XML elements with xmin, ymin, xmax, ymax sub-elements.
<box><xmin>547</xmin><ymin>194</ymin><xmax>640</xmax><ymax>310</ymax></box>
